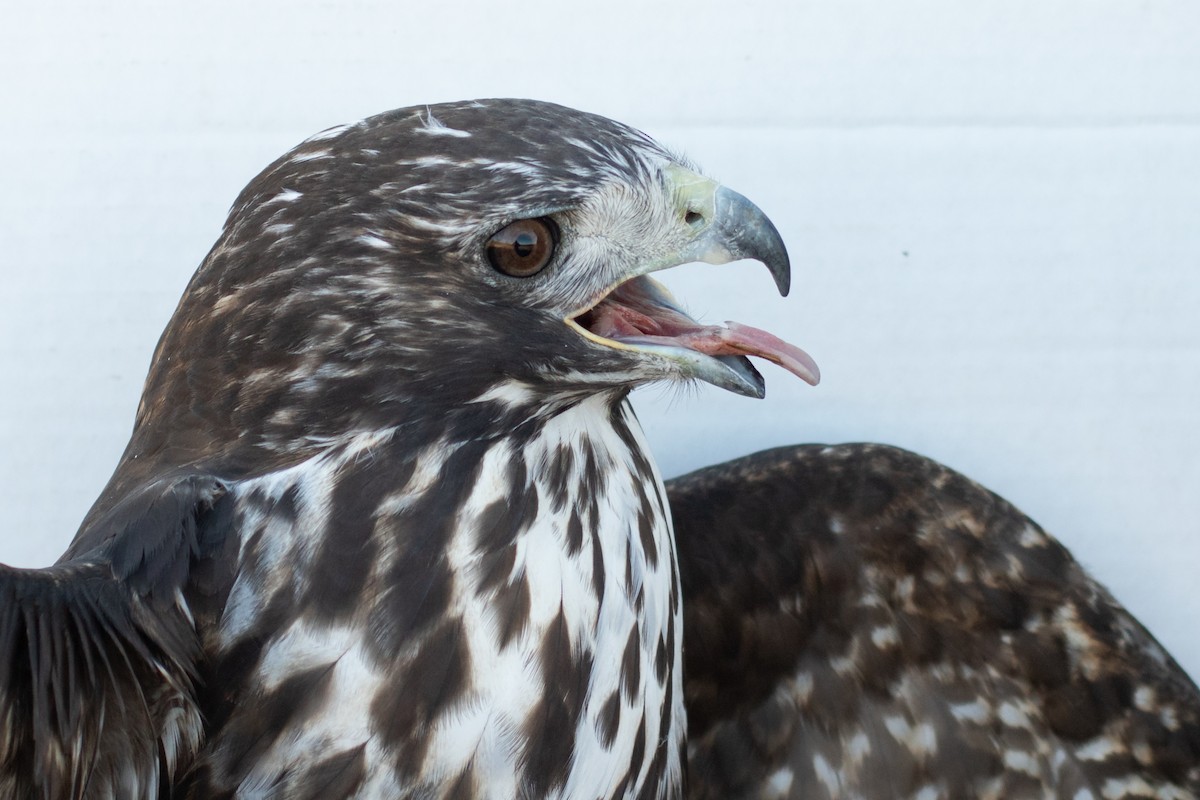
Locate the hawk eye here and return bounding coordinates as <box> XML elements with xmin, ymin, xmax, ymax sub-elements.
<box><xmin>486</xmin><ymin>217</ymin><xmax>558</xmax><ymax>277</ymax></box>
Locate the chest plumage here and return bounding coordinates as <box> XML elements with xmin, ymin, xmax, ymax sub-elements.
<box><xmin>188</xmin><ymin>393</ymin><xmax>685</xmax><ymax>799</ymax></box>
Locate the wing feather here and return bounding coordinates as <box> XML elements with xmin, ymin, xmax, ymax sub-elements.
<box><xmin>671</xmin><ymin>444</ymin><xmax>1200</xmax><ymax>799</ymax></box>
<box><xmin>0</xmin><ymin>474</ymin><xmax>230</xmax><ymax>799</ymax></box>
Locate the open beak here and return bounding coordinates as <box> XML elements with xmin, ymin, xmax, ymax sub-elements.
<box><xmin>566</xmin><ymin>166</ymin><xmax>820</xmax><ymax>398</ymax></box>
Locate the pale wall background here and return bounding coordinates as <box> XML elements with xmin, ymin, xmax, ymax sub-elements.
<box><xmin>1</xmin><ymin>1</ymin><xmax>1198</xmax><ymax>677</ymax></box>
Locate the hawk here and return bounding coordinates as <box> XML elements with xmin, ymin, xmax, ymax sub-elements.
<box><xmin>0</xmin><ymin>100</ymin><xmax>1196</xmax><ymax>799</ymax></box>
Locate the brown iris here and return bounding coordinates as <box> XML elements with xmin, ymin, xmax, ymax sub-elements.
<box><xmin>486</xmin><ymin>217</ymin><xmax>558</xmax><ymax>277</ymax></box>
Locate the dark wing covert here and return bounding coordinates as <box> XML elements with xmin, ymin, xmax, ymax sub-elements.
<box><xmin>671</xmin><ymin>443</ymin><xmax>1200</xmax><ymax>799</ymax></box>
<box><xmin>0</xmin><ymin>474</ymin><xmax>231</xmax><ymax>799</ymax></box>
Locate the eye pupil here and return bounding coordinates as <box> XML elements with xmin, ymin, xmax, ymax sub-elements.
<box><xmin>486</xmin><ymin>217</ymin><xmax>558</xmax><ymax>277</ymax></box>
<box><xmin>513</xmin><ymin>233</ymin><xmax>536</xmax><ymax>257</ymax></box>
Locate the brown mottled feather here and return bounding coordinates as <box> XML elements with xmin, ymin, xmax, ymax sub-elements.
<box><xmin>673</xmin><ymin>443</ymin><xmax>1200</xmax><ymax>799</ymax></box>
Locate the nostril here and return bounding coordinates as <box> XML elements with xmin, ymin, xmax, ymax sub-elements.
<box><xmin>684</xmin><ymin>210</ymin><xmax>704</xmax><ymax>227</ymax></box>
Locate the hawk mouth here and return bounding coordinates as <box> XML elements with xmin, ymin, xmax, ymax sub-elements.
<box><xmin>567</xmin><ymin>274</ymin><xmax>820</xmax><ymax>398</ymax></box>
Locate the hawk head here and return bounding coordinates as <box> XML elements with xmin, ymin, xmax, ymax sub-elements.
<box><xmin>125</xmin><ymin>100</ymin><xmax>817</xmax><ymax>478</ymax></box>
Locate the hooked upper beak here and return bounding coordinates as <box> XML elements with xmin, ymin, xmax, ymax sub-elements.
<box><xmin>566</xmin><ymin>165</ymin><xmax>818</xmax><ymax>398</ymax></box>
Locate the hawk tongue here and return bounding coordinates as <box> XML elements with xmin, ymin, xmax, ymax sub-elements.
<box><xmin>658</xmin><ymin>321</ymin><xmax>820</xmax><ymax>386</ymax></box>
<box><xmin>578</xmin><ymin>276</ymin><xmax>820</xmax><ymax>386</ymax></box>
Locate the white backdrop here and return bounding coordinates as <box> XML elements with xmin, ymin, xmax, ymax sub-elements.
<box><xmin>1</xmin><ymin>1</ymin><xmax>1198</xmax><ymax>679</ymax></box>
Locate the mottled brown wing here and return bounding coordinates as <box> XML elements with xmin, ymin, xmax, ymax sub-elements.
<box><xmin>670</xmin><ymin>444</ymin><xmax>1200</xmax><ymax>800</ymax></box>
